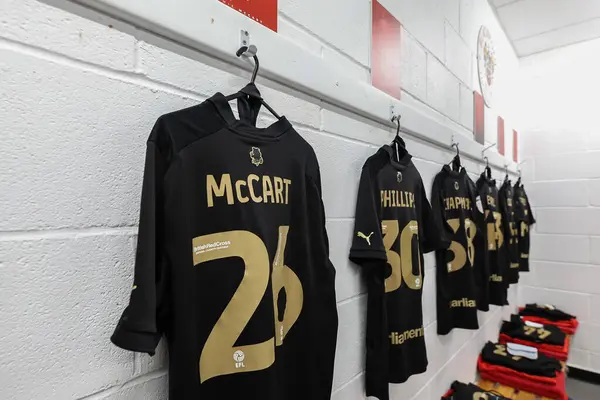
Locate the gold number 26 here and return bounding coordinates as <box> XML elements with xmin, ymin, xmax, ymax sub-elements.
<box><xmin>192</xmin><ymin>227</ymin><xmax>303</xmax><ymax>383</ymax></box>
<box><xmin>382</xmin><ymin>220</ymin><xmax>422</xmax><ymax>293</ymax></box>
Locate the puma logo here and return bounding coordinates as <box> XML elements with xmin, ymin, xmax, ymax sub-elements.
<box><xmin>357</xmin><ymin>231</ymin><xmax>374</xmax><ymax>245</ymax></box>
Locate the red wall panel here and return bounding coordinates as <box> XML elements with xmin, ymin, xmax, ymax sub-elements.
<box><xmin>498</xmin><ymin>116</ymin><xmax>505</xmax><ymax>155</ymax></box>
<box><xmin>372</xmin><ymin>0</ymin><xmax>401</xmax><ymax>99</ymax></box>
<box><xmin>513</xmin><ymin>130</ymin><xmax>518</xmax><ymax>162</ymax></box>
<box><xmin>219</xmin><ymin>0</ymin><xmax>278</xmax><ymax>32</ymax></box>
<box><xmin>474</xmin><ymin>91</ymin><xmax>485</xmax><ymax>144</ymax></box>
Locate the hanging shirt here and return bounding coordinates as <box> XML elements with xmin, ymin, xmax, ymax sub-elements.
<box><xmin>513</xmin><ymin>183</ymin><xmax>536</xmax><ymax>271</ymax></box>
<box><xmin>111</xmin><ymin>92</ymin><xmax>338</xmax><ymax>400</ymax></box>
<box><xmin>431</xmin><ymin>166</ymin><xmax>480</xmax><ymax>334</ymax></box>
<box><xmin>349</xmin><ymin>145</ymin><xmax>446</xmax><ymax>400</ymax></box>
<box><xmin>499</xmin><ymin>180</ymin><xmax>520</xmax><ymax>284</ymax></box>
<box><xmin>476</xmin><ymin>174</ymin><xmax>509</xmax><ymax>306</ymax></box>
<box><xmin>466</xmin><ymin>173</ymin><xmax>491</xmax><ymax>312</ymax></box>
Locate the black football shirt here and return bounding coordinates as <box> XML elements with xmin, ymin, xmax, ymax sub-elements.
<box><xmin>502</xmin><ymin>315</ymin><xmax>566</xmax><ymax>346</ymax></box>
<box><xmin>519</xmin><ymin>304</ymin><xmax>575</xmax><ymax>322</ymax></box>
<box><xmin>465</xmin><ymin>174</ymin><xmax>490</xmax><ymax>312</ymax></box>
<box><xmin>481</xmin><ymin>342</ymin><xmax>561</xmax><ymax>377</ymax></box>
<box><xmin>499</xmin><ymin>180</ymin><xmax>520</xmax><ymax>284</ymax></box>
<box><xmin>431</xmin><ymin>166</ymin><xmax>480</xmax><ymax>334</ymax></box>
<box><xmin>349</xmin><ymin>145</ymin><xmax>445</xmax><ymax>400</ymax></box>
<box><xmin>514</xmin><ymin>183</ymin><xmax>535</xmax><ymax>271</ymax></box>
<box><xmin>111</xmin><ymin>91</ymin><xmax>338</xmax><ymax>400</ymax></box>
<box><xmin>476</xmin><ymin>174</ymin><xmax>509</xmax><ymax>306</ymax></box>
<box><xmin>442</xmin><ymin>381</ymin><xmax>510</xmax><ymax>400</ymax></box>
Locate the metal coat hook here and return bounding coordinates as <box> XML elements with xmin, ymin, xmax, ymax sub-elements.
<box><xmin>391</xmin><ymin>114</ymin><xmax>402</xmax><ymax>162</ymax></box>
<box><xmin>451</xmin><ymin>142</ymin><xmax>460</xmax><ymax>157</ymax></box>
<box><xmin>236</xmin><ymin>44</ymin><xmax>259</xmax><ymax>83</ymax></box>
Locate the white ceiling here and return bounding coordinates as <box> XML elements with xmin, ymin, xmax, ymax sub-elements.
<box><xmin>490</xmin><ymin>0</ymin><xmax>600</xmax><ymax>57</ymax></box>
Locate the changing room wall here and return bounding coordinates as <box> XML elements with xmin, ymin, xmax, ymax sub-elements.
<box><xmin>0</xmin><ymin>0</ymin><xmax>519</xmax><ymax>399</ymax></box>
<box><xmin>517</xmin><ymin>37</ymin><xmax>600</xmax><ymax>374</ymax></box>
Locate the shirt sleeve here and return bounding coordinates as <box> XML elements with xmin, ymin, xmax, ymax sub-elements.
<box><xmin>420</xmin><ymin>179</ymin><xmax>451</xmax><ymax>253</ymax></box>
<box><xmin>111</xmin><ymin>137</ymin><xmax>170</xmax><ymax>355</ymax></box>
<box><xmin>349</xmin><ymin>163</ymin><xmax>387</xmax><ymax>265</ymax></box>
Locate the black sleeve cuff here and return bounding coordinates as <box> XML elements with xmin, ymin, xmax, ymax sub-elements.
<box><xmin>349</xmin><ymin>249</ymin><xmax>387</xmax><ymax>265</ymax></box>
<box><xmin>111</xmin><ymin>322</ymin><xmax>161</xmax><ymax>356</ymax></box>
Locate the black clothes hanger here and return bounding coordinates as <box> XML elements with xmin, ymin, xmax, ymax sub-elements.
<box><xmin>449</xmin><ymin>143</ymin><xmax>461</xmax><ymax>172</ymax></box>
<box><xmin>503</xmin><ymin>164</ymin><xmax>510</xmax><ymax>184</ymax></box>
<box><xmin>224</xmin><ymin>45</ymin><xmax>281</xmax><ymax>125</ymax></box>
<box><xmin>515</xmin><ymin>167</ymin><xmax>522</xmax><ymax>187</ymax></box>
<box><xmin>483</xmin><ymin>156</ymin><xmax>492</xmax><ymax>179</ymax></box>
<box><xmin>390</xmin><ymin>115</ymin><xmax>407</xmax><ymax>162</ymax></box>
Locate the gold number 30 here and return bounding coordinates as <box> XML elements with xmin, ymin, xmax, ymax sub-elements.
<box><xmin>192</xmin><ymin>227</ymin><xmax>303</xmax><ymax>383</ymax></box>
<box><xmin>382</xmin><ymin>220</ymin><xmax>422</xmax><ymax>293</ymax></box>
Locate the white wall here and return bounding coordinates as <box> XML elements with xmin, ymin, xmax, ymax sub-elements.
<box><xmin>517</xmin><ymin>38</ymin><xmax>600</xmax><ymax>373</ymax></box>
<box><xmin>0</xmin><ymin>1</ymin><xmax>519</xmax><ymax>399</ymax></box>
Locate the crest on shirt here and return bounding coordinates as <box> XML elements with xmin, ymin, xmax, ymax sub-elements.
<box><xmin>397</xmin><ymin>171</ymin><xmax>403</xmax><ymax>183</ymax></box>
<box><xmin>454</xmin><ymin>181</ymin><xmax>459</xmax><ymax>190</ymax></box>
<box><xmin>250</xmin><ymin>147</ymin><xmax>263</xmax><ymax>166</ymax></box>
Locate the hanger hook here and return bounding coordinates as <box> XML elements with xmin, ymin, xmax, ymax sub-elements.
<box><xmin>236</xmin><ymin>45</ymin><xmax>259</xmax><ymax>83</ymax></box>
<box><xmin>451</xmin><ymin>142</ymin><xmax>460</xmax><ymax>157</ymax></box>
<box><xmin>484</xmin><ymin>156</ymin><xmax>489</xmax><ymax>168</ymax></box>
<box><xmin>391</xmin><ymin>115</ymin><xmax>401</xmax><ymax>136</ymax></box>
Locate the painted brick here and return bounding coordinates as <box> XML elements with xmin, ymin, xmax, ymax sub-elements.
<box><xmin>459</xmin><ymin>84</ymin><xmax>474</xmax><ymax>132</ymax></box>
<box><xmin>459</xmin><ymin>0</ymin><xmax>484</xmax><ymax>53</ymax></box>
<box><xmin>591</xmin><ymin>295</ymin><xmax>600</xmax><ymax>324</ymax></box>
<box><xmin>529</xmin><ymin>234</ymin><xmax>590</xmax><ymax>264</ymax></box>
<box><xmin>400</xmin><ymin>27</ymin><xmax>427</xmax><ymax>101</ymax></box>
<box><xmin>279</xmin><ymin>0</ymin><xmax>370</xmax><ymax>65</ymax></box>
<box><xmin>572</xmin><ymin>322</ymin><xmax>600</xmax><ymax>353</ymax></box>
<box><xmin>427</xmin><ymin>56</ymin><xmax>460</xmax><ymax>122</ymax></box>
<box><xmin>520</xmin><ymin>286</ymin><xmax>591</xmax><ymax>321</ymax></box>
<box><xmin>534</xmin><ymin>151</ymin><xmax>600</xmax><ymax>181</ymax></box>
<box><xmin>484</xmin><ymin>109</ymin><xmax>498</xmax><ymax>146</ymax></box>
<box><xmin>411</xmin><ymin>386</ymin><xmax>431</xmax><ymax>400</ymax></box>
<box><xmin>528</xmin><ymin>261</ymin><xmax>600</xmax><ymax>294</ymax></box>
<box><xmin>137</xmin><ymin>339</ymin><xmax>168</xmax><ymax>376</ymax></box>
<box><xmin>138</xmin><ymin>42</ymin><xmax>322</xmax><ymax>128</ymax></box>
<box><xmin>299</xmin><ymin>129</ymin><xmax>376</xmax><ymax>219</ymax></box>
<box><xmin>590</xmin><ymin>236</ymin><xmax>600</xmax><ymax>264</ymax></box>
<box><xmin>520</xmin><ymin>129</ymin><xmax>588</xmax><ymax>157</ymax></box>
<box><xmin>331</xmin><ymin>374</ymin><xmax>365</xmax><ymax>400</ymax></box>
<box><xmin>327</xmin><ymin>219</ymin><xmax>365</xmax><ymax>302</ymax></box>
<box><xmin>567</xmin><ymin>348</ymin><xmax>591</xmax><ymax>370</ymax></box>
<box><xmin>278</xmin><ymin>17</ymin><xmax>323</xmax><ymax>57</ymax></box>
<box><xmin>380</xmin><ymin>0</ymin><xmax>446</xmax><ymax>62</ymax></box>
<box><xmin>100</xmin><ymin>374</ymin><xmax>168</xmax><ymax>400</ymax></box>
<box><xmin>591</xmin><ymin>353</ymin><xmax>600</xmax><ymax>373</ymax></box>
<box><xmin>422</xmin><ymin>267</ymin><xmax>437</xmax><ymax>327</ymax></box>
<box><xmin>535</xmin><ymin>208</ymin><xmax>600</xmax><ymax>235</ymax></box>
<box><xmin>332</xmin><ymin>296</ymin><xmax>366</xmax><ymax>390</ymax></box>
<box><xmin>0</xmin><ymin>0</ymin><xmax>135</xmax><ymax>70</ymax></box>
<box><xmin>444</xmin><ymin>22</ymin><xmax>472</xmax><ymax>86</ymax></box>
<box><xmin>0</xmin><ymin>48</ymin><xmax>199</xmax><ymax>231</ymax></box>
<box><xmin>527</xmin><ymin>180</ymin><xmax>588</xmax><ymax>207</ymax></box>
<box><xmin>587</xmin><ymin>180</ymin><xmax>600</xmax><ymax>207</ymax></box>
<box><xmin>444</xmin><ymin>0</ymin><xmax>460</xmax><ymax>33</ymax></box>
<box><xmin>321</xmin><ymin>109</ymin><xmax>390</xmax><ymax>145</ymax></box>
<box><xmin>0</xmin><ymin>234</ymin><xmax>136</xmax><ymax>400</ymax></box>
<box><xmin>322</xmin><ymin>46</ymin><xmax>370</xmax><ymax>83</ymax></box>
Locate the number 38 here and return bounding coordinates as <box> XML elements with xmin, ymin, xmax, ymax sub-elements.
<box><xmin>192</xmin><ymin>227</ymin><xmax>303</xmax><ymax>383</ymax></box>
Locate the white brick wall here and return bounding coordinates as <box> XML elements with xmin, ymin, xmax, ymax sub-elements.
<box><xmin>0</xmin><ymin>0</ymin><xmax>518</xmax><ymax>399</ymax></box>
<box><xmin>519</xmin><ymin>37</ymin><xmax>600</xmax><ymax>374</ymax></box>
